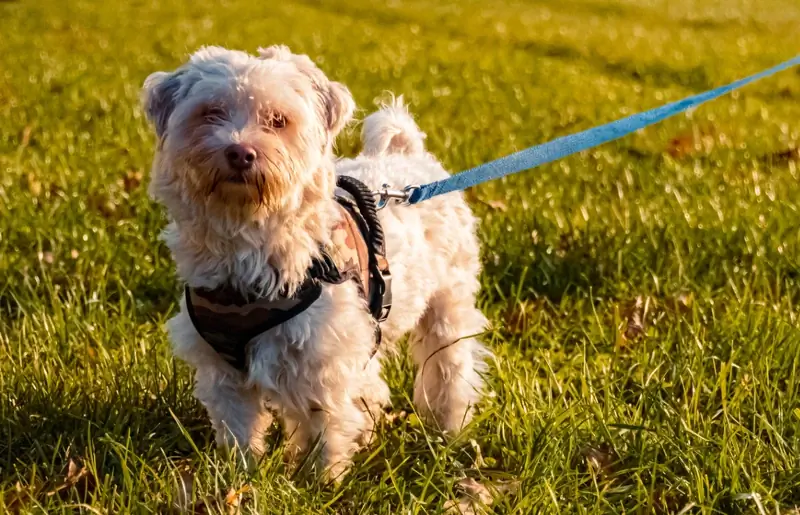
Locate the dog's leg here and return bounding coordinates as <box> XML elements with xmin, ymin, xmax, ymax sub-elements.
<box><xmin>281</xmin><ymin>409</ymin><xmax>311</xmax><ymax>466</ymax></box>
<box><xmin>292</xmin><ymin>366</ymin><xmax>387</xmax><ymax>482</ymax></box>
<box><xmin>194</xmin><ymin>369</ymin><xmax>273</xmax><ymax>459</ymax></box>
<box><xmin>410</xmin><ymin>283</ymin><xmax>489</xmax><ymax>434</ymax></box>
<box><xmin>308</xmin><ymin>398</ymin><xmax>370</xmax><ymax>482</ymax></box>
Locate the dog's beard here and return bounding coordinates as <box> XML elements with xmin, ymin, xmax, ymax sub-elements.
<box><xmin>165</xmin><ymin>129</ymin><xmax>307</xmax><ymax>218</ymax></box>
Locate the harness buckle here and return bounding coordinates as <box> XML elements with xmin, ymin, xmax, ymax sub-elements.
<box><xmin>374</xmin><ymin>184</ymin><xmax>419</xmax><ymax>210</ymax></box>
<box><xmin>378</xmin><ymin>271</ymin><xmax>392</xmax><ymax>322</ymax></box>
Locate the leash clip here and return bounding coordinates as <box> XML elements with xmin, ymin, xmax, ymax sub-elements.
<box><xmin>374</xmin><ymin>184</ymin><xmax>419</xmax><ymax>210</ymax></box>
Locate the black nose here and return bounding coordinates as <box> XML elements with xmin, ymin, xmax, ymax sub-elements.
<box><xmin>224</xmin><ymin>144</ymin><xmax>257</xmax><ymax>170</ymax></box>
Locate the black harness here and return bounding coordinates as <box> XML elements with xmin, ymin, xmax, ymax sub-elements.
<box><xmin>184</xmin><ymin>176</ymin><xmax>392</xmax><ymax>371</ymax></box>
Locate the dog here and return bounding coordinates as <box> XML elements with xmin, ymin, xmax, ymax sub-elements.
<box><xmin>141</xmin><ymin>45</ymin><xmax>490</xmax><ymax>480</ymax></box>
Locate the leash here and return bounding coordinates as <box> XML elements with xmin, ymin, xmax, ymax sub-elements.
<box><xmin>374</xmin><ymin>54</ymin><xmax>800</xmax><ymax>208</ymax></box>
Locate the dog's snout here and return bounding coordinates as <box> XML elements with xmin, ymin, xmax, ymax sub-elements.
<box><xmin>225</xmin><ymin>144</ymin><xmax>257</xmax><ymax>171</ymax></box>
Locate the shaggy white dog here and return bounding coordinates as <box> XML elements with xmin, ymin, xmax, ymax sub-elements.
<box><xmin>142</xmin><ymin>45</ymin><xmax>490</xmax><ymax>480</ymax></box>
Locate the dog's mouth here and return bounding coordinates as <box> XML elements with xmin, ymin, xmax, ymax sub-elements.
<box><xmin>223</xmin><ymin>174</ymin><xmax>247</xmax><ymax>184</ymax></box>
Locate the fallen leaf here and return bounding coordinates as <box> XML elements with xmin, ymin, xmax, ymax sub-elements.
<box><xmin>579</xmin><ymin>444</ymin><xmax>617</xmax><ymax>478</ymax></box>
<box><xmin>3</xmin><ymin>481</ymin><xmax>37</xmax><ymax>514</ymax></box>
<box><xmin>444</xmin><ymin>477</ymin><xmax>519</xmax><ymax>515</ymax></box>
<box><xmin>621</xmin><ymin>296</ymin><xmax>649</xmax><ymax>341</ymax></box>
<box><xmin>383</xmin><ymin>410</ymin><xmax>407</xmax><ymax>424</ymax></box>
<box><xmin>23</xmin><ymin>173</ymin><xmax>42</xmax><ymax>197</ymax></box>
<box><xmin>172</xmin><ymin>464</ymin><xmax>195</xmax><ymax>513</ymax></box>
<box><xmin>123</xmin><ymin>170</ymin><xmax>144</xmax><ymax>192</ymax></box>
<box><xmin>666</xmin><ymin>126</ymin><xmax>716</xmax><ymax>158</ymax></box>
<box><xmin>20</xmin><ymin>126</ymin><xmax>33</xmax><ymax>148</ymax></box>
<box><xmin>469</xmin><ymin>439</ymin><xmax>485</xmax><ymax>469</ymax></box>
<box><xmin>224</xmin><ymin>485</ymin><xmax>251</xmax><ymax>514</ymax></box>
<box><xmin>88</xmin><ymin>193</ymin><xmax>118</xmax><ymax>218</ymax></box>
<box><xmin>770</xmin><ymin>147</ymin><xmax>799</xmax><ymax>163</ymax></box>
<box><xmin>485</xmin><ymin>199</ymin><xmax>507</xmax><ymax>212</ymax></box>
<box><xmin>46</xmin><ymin>458</ymin><xmax>97</xmax><ymax>501</ymax></box>
<box><xmin>38</xmin><ymin>251</ymin><xmax>54</xmax><ymax>264</ymax></box>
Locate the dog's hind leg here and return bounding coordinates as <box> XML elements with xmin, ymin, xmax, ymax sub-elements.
<box><xmin>410</xmin><ymin>278</ymin><xmax>490</xmax><ymax>434</ymax></box>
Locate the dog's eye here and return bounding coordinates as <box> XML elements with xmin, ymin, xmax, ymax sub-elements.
<box><xmin>263</xmin><ymin>112</ymin><xmax>288</xmax><ymax>130</ymax></box>
<box><xmin>203</xmin><ymin>107</ymin><xmax>226</xmax><ymax>122</ymax></box>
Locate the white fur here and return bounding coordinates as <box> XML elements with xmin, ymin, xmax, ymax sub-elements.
<box><xmin>142</xmin><ymin>46</ymin><xmax>490</xmax><ymax>481</ymax></box>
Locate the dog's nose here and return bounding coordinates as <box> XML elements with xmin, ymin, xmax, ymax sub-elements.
<box><xmin>224</xmin><ymin>144</ymin><xmax>257</xmax><ymax>171</ymax></box>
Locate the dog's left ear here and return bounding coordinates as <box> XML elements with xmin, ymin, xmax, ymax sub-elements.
<box><xmin>258</xmin><ymin>45</ymin><xmax>355</xmax><ymax>136</ymax></box>
<box><xmin>322</xmin><ymin>80</ymin><xmax>355</xmax><ymax>136</ymax></box>
<box><xmin>141</xmin><ymin>70</ymin><xmax>185</xmax><ymax>138</ymax></box>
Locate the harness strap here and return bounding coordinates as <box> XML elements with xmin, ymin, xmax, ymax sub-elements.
<box><xmin>185</xmin><ymin>282</ymin><xmax>322</xmax><ymax>370</ymax></box>
<box><xmin>185</xmin><ymin>176</ymin><xmax>392</xmax><ymax>371</ymax></box>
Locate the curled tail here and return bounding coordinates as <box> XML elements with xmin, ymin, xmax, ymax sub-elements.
<box><xmin>361</xmin><ymin>95</ymin><xmax>426</xmax><ymax>157</ymax></box>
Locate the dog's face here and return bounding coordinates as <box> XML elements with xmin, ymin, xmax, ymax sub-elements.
<box><xmin>142</xmin><ymin>45</ymin><xmax>354</xmax><ymax>219</ymax></box>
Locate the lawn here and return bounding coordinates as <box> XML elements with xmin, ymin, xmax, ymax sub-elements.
<box><xmin>1</xmin><ymin>0</ymin><xmax>799</xmax><ymax>512</ymax></box>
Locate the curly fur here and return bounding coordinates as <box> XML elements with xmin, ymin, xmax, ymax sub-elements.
<box><xmin>142</xmin><ymin>45</ymin><xmax>490</xmax><ymax>481</ymax></box>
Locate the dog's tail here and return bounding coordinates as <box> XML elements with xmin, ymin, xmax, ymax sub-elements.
<box><xmin>361</xmin><ymin>95</ymin><xmax>426</xmax><ymax>157</ymax></box>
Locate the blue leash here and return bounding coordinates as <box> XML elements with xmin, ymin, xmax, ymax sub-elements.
<box><xmin>384</xmin><ymin>55</ymin><xmax>800</xmax><ymax>206</ymax></box>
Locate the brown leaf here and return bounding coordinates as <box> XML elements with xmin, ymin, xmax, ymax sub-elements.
<box><xmin>3</xmin><ymin>481</ymin><xmax>37</xmax><ymax>514</ymax></box>
<box><xmin>770</xmin><ymin>147</ymin><xmax>799</xmax><ymax>163</ymax></box>
<box><xmin>20</xmin><ymin>126</ymin><xmax>33</xmax><ymax>148</ymax></box>
<box><xmin>23</xmin><ymin>173</ymin><xmax>42</xmax><ymax>197</ymax></box>
<box><xmin>444</xmin><ymin>477</ymin><xmax>519</xmax><ymax>515</ymax></box>
<box><xmin>123</xmin><ymin>170</ymin><xmax>144</xmax><ymax>192</ymax></box>
<box><xmin>88</xmin><ymin>193</ymin><xmax>118</xmax><ymax>218</ymax></box>
<box><xmin>674</xmin><ymin>292</ymin><xmax>694</xmax><ymax>314</ymax></box>
<box><xmin>503</xmin><ymin>299</ymin><xmax>546</xmax><ymax>334</ymax></box>
<box><xmin>485</xmin><ymin>199</ymin><xmax>507</xmax><ymax>212</ymax></box>
<box><xmin>620</xmin><ymin>296</ymin><xmax>650</xmax><ymax>342</ymax></box>
<box><xmin>666</xmin><ymin>126</ymin><xmax>716</xmax><ymax>158</ymax></box>
<box><xmin>469</xmin><ymin>439</ymin><xmax>485</xmax><ymax>469</ymax></box>
<box><xmin>224</xmin><ymin>485</ymin><xmax>250</xmax><ymax>514</ymax></box>
<box><xmin>383</xmin><ymin>410</ymin><xmax>407</xmax><ymax>424</ymax></box>
<box><xmin>172</xmin><ymin>465</ymin><xmax>195</xmax><ymax>513</ymax></box>
<box><xmin>38</xmin><ymin>251</ymin><xmax>55</xmax><ymax>264</ymax></box>
<box><xmin>580</xmin><ymin>444</ymin><xmax>617</xmax><ymax>478</ymax></box>
<box><xmin>46</xmin><ymin>458</ymin><xmax>96</xmax><ymax>501</ymax></box>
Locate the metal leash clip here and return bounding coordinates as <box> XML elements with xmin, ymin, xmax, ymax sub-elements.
<box><xmin>374</xmin><ymin>184</ymin><xmax>419</xmax><ymax>210</ymax></box>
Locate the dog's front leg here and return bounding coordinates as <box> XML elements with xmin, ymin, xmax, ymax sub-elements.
<box><xmin>306</xmin><ymin>397</ymin><xmax>372</xmax><ymax>483</ymax></box>
<box><xmin>194</xmin><ymin>367</ymin><xmax>273</xmax><ymax>462</ymax></box>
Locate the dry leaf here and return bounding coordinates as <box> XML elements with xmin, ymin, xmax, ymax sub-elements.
<box><xmin>20</xmin><ymin>126</ymin><xmax>33</xmax><ymax>148</ymax></box>
<box><xmin>444</xmin><ymin>477</ymin><xmax>519</xmax><ymax>515</ymax></box>
<box><xmin>38</xmin><ymin>251</ymin><xmax>54</xmax><ymax>264</ymax></box>
<box><xmin>383</xmin><ymin>410</ymin><xmax>407</xmax><ymax>424</ymax></box>
<box><xmin>771</xmin><ymin>147</ymin><xmax>799</xmax><ymax>163</ymax></box>
<box><xmin>224</xmin><ymin>485</ymin><xmax>251</xmax><ymax>514</ymax></box>
<box><xmin>674</xmin><ymin>292</ymin><xmax>694</xmax><ymax>314</ymax></box>
<box><xmin>24</xmin><ymin>173</ymin><xmax>42</xmax><ymax>197</ymax></box>
<box><xmin>621</xmin><ymin>296</ymin><xmax>649</xmax><ymax>341</ymax></box>
<box><xmin>485</xmin><ymin>199</ymin><xmax>507</xmax><ymax>212</ymax></box>
<box><xmin>580</xmin><ymin>444</ymin><xmax>617</xmax><ymax>478</ymax></box>
<box><xmin>3</xmin><ymin>481</ymin><xmax>37</xmax><ymax>513</ymax></box>
<box><xmin>469</xmin><ymin>439</ymin><xmax>485</xmax><ymax>469</ymax></box>
<box><xmin>123</xmin><ymin>170</ymin><xmax>144</xmax><ymax>192</ymax></box>
<box><xmin>666</xmin><ymin>126</ymin><xmax>716</xmax><ymax>158</ymax></box>
<box><xmin>46</xmin><ymin>458</ymin><xmax>96</xmax><ymax>501</ymax></box>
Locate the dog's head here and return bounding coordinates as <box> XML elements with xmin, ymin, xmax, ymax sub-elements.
<box><xmin>142</xmin><ymin>45</ymin><xmax>354</xmax><ymax>221</ymax></box>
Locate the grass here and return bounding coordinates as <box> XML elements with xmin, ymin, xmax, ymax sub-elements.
<box><xmin>1</xmin><ymin>0</ymin><xmax>799</xmax><ymax>512</ymax></box>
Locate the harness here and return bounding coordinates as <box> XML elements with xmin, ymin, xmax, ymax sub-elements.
<box><xmin>185</xmin><ymin>176</ymin><xmax>392</xmax><ymax>370</ymax></box>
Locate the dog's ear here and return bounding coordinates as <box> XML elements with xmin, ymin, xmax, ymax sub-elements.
<box><xmin>322</xmin><ymin>81</ymin><xmax>355</xmax><ymax>136</ymax></box>
<box><xmin>141</xmin><ymin>70</ymin><xmax>185</xmax><ymax>137</ymax></box>
<box><xmin>258</xmin><ymin>46</ymin><xmax>355</xmax><ymax>136</ymax></box>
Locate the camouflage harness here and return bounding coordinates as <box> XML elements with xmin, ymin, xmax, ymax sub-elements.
<box><xmin>185</xmin><ymin>176</ymin><xmax>392</xmax><ymax>371</ymax></box>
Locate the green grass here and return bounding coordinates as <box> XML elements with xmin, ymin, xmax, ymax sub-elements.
<box><xmin>1</xmin><ymin>0</ymin><xmax>799</xmax><ymax>512</ymax></box>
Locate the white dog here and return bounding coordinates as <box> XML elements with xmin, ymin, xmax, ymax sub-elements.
<box><xmin>142</xmin><ymin>45</ymin><xmax>490</xmax><ymax>480</ymax></box>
